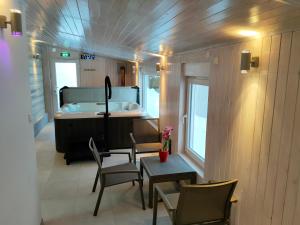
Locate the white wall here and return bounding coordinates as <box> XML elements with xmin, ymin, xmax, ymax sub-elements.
<box><xmin>44</xmin><ymin>46</ymin><xmax>135</xmax><ymax>87</ymax></box>
<box><xmin>80</xmin><ymin>56</ymin><xmax>134</xmax><ymax>87</ymax></box>
<box><xmin>153</xmin><ymin>30</ymin><xmax>300</xmax><ymax>225</ymax></box>
<box><xmin>0</xmin><ymin>1</ymin><xmax>41</xmax><ymax>225</ymax></box>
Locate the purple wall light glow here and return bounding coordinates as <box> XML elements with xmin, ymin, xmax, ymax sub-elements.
<box><xmin>12</xmin><ymin>31</ymin><xmax>22</xmax><ymax>37</ymax></box>
<box><xmin>0</xmin><ymin>39</ymin><xmax>12</xmax><ymax>75</ymax></box>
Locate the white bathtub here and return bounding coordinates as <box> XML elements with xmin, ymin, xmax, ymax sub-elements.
<box><xmin>55</xmin><ymin>102</ymin><xmax>145</xmax><ymax>119</ymax></box>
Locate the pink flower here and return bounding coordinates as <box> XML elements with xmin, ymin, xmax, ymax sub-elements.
<box><xmin>162</xmin><ymin>126</ymin><xmax>173</xmax><ymax>152</ymax></box>
<box><xmin>162</xmin><ymin>126</ymin><xmax>173</xmax><ymax>141</ymax></box>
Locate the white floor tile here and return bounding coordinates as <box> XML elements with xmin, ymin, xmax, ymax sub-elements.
<box><xmin>36</xmin><ymin>123</ymin><xmax>171</xmax><ymax>225</ymax></box>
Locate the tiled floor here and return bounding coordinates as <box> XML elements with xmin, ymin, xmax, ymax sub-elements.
<box><xmin>36</xmin><ymin>123</ymin><xmax>171</xmax><ymax>225</ymax></box>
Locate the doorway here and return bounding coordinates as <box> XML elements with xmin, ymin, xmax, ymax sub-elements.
<box><xmin>53</xmin><ymin>61</ymin><xmax>79</xmax><ymax>112</ymax></box>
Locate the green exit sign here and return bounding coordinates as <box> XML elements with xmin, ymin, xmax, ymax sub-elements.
<box><xmin>60</xmin><ymin>52</ymin><xmax>70</xmax><ymax>58</ymax></box>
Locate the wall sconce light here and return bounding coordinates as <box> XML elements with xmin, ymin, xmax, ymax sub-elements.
<box><xmin>32</xmin><ymin>53</ymin><xmax>40</xmax><ymax>60</ymax></box>
<box><xmin>132</xmin><ymin>65</ymin><xmax>136</xmax><ymax>73</ymax></box>
<box><xmin>156</xmin><ymin>63</ymin><xmax>165</xmax><ymax>72</ymax></box>
<box><xmin>240</xmin><ymin>50</ymin><xmax>259</xmax><ymax>74</ymax></box>
<box><xmin>0</xmin><ymin>9</ymin><xmax>22</xmax><ymax>37</ymax></box>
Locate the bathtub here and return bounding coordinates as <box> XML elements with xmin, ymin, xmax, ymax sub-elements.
<box><xmin>55</xmin><ymin>102</ymin><xmax>143</xmax><ymax>119</ymax></box>
<box><xmin>54</xmin><ymin>101</ymin><xmax>146</xmax><ymax>164</ymax></box>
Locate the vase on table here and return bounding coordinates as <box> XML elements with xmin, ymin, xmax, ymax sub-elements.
<box><xmin>159</xmin><ymin>126</ymin><xmax>173</xmax><ymax>163</ymax></box>
<box><xmin>159</xmin><ymin>150</ymin><xmax>169</xmax><ymax>162</ymax></box>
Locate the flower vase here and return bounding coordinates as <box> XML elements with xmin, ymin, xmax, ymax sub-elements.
<box><xmin>159</xmin><ymin>150</ymin><xmax>168</xmax><ymax>162</ymax></box>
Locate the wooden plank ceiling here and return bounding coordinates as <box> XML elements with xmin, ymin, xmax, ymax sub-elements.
<box><xmin>20</xmin><ymin>0</ymin><xmax>300</xmax><ymax>61</ymax></box>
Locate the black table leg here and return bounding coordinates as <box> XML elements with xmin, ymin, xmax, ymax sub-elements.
<box><xmin>149</xmin><ymin>180</ymin><xmax>154</xmax><ymax>208</ymax></box>
<box><xmin>140</xmin><ymin>163</ymin><xmax>144</xmax><ymax>186</ymax></box>
<box><xmin>191</xmin><ymin>173</ymin><xmax>197</xmax><ymax>184</ymax></box>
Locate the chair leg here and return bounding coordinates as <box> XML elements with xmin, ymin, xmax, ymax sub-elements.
<box><xmin>132</xmin><ymin>181</ymin><xmax>135</xmax><ymax>186</ymax></box>
<box><xmin>133</xmin><ymin>152</ymin><xmax>137</xmax><ymax>165</ymax></box>
<box><xmin>152</xmin><ymin>188</ymin><xmax>158</xmax><ymax>225</ymax></box>
<box><xmin>92</xmin><ymin>170</ymin><xmax>99</xmax><ymax>192</ymax></box>
<box><xmin>138</xmin><ymin>177</ymin><xmax>146</xmax><ymax>210</ymax></box>
<box><xmin>93</xmin><ymin>185</ymin><xmax>104</xmax><ymax>216</ymax></box>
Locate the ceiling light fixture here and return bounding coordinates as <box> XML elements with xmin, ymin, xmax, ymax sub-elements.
<box><xmin>32</xmin><ymin>39</ymin><xmax>46</xmax><ymax>44</ymax></box>
<box><xmin>238</xmin><ymin>30</ymin><xmax>259</xmax><ymax>37</ymax></box>
<box><xmin>0</xmin><ymin>9</ymin><xmax>22</xmax><ymax>37</ymax></box>
<box><xmin>142</xmin><ymin>51</ymin><xmax>164</xmax><ymax>58</ymax></box>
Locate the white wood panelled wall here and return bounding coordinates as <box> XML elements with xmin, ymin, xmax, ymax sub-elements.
<box><xmin>157</xmin><ymin>30</ymin><xmax>300</xmax><ymax>225</ymax></box>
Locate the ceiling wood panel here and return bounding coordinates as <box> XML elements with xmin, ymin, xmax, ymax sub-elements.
<box><xmin>22</xmin><ymin>0</ymin><xmax>300</xmax><ymax>60</ymax></box>
<box><xmin>146</xmin><ymin>2</ymin><xmax>293</xmax><ymax>51</ymax></box>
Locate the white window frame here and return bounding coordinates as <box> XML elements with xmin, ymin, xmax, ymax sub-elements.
<box><xmin>184</xmin><ymin>77</ymin><xmax>209</xmax><ymax>169</ymax></box>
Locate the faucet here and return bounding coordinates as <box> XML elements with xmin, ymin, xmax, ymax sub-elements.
<box><xmin>105</xmin><ymin>75</ymin><xmax>112</xmax><ymax>116</ymax></box>
<box><xmin>104</xmin><ymin>75</ymin><xmax>112</xmax><ymax>152</ymax></box>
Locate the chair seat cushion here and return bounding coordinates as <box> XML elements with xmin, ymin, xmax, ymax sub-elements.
<box><xmin>102</xmin><ymin>163</ymin><xmax>140</xmax><ymax>187</ymax></box>
<box><xmin>135</xmin><ymin>142</ymin><xmax>162</xmax><ymax>153</ymax></box>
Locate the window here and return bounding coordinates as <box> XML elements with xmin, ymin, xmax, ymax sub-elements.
<box><xmin>143</xmin><ymin>75</ymin><xmax>160</xmax><ymax>118</ymax></box>
<box><xmin>186</xmin><ymin>79</ymin><xmax>209</xmax><ymax>162</ymax></box>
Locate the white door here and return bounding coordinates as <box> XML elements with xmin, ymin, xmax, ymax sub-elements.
<box><xmin>53</xmin><ymin>61</ymin><xmax>78</xmax><ymax>112</ymax></box>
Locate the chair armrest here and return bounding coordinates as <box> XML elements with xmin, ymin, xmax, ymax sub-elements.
<box><xmin>129</xmin><ymin>132</ymin><xmax>136</xmax><ymax>145</ymax></box>
<box><xmin>161</xmin><ymin>194</ymin><xmax>178</xmax><ymax>211</ymax></box>
<box><xmin>230</xmin><ymin>195</ymin><xmax>238</xmax><ymax>203</ymax></box>
<box><xmin>99</xmin><ymin>152</ymin><xmax>132</xmax><ymax>162</ymax></box>
<box><xmin>155</xmin><ymin>184</ymin><xmax>179</xmax><ymax>211</ymax></box>
<box><xmin>102</xmin><ymin>170</ymin><xmax>140</xmax><ymax>175</ymax></box>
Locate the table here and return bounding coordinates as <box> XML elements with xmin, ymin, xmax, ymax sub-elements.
<box><xmin>140</xmin><ymin>155</ymin><xmax>197</xmax><ymax>208</ymax></box>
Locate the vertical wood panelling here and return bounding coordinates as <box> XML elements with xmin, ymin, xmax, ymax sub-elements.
<box><xmin>223</xmin><ymin>44</ymin><xmax>242</xmax><ymax>184</ymax></box>
<box><xmin>271</xmin><ymin>31</ymin><xmax>299</xmax><ymax>225</ymax></box>
<box><xmin>234</xmin><ymin>39</ymin><xmax>262</xmax><ymax>225</ymax></box>
<box><xmin>156</xmin><ymin>29</ymin><xmax>300</xmax><ymax>225</ymax></box>
<box><xmin>243</xmin><ymin>36</ymin><xmax>271</xmax><ymax>225</ymax></box>
<box><xmin>280</xmin><ymin>31</ymin><xmax>300</xmax><ymax>225</ymax></box>
<box><xmin>212</xmin><ymin>46</ymin><xmax>230</xmax><ymax>180</ymax></box>
<box><xmin>291</xmin><ymin>89</ymin><xmax>300</xmax><ymax>225</ymax></box>
<box><xmin>160</xmin><ymin>62</ymin><xmax>181</xmax><ymax>152</ymax></box>
<box><xmin>254</xmin><ymin>34</ymin><xmax>281</xmax><ymax>225</ymax></box>
<box><xmin>28</xmin><ymin>44</ymin><xmax>47</xmax><ymax>125</ymax></box>
<box><xmin>204</xmin><ymin>47</ymin><xmax>220</xmax><ymax>180</ymax></box>
<box><xmin>262</xmin><ymin>32</ymin><xmax>293</xmax><ymax>225</ymax></box>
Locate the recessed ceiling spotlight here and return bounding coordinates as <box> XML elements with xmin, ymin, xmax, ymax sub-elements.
<box><xmin>238</xmin><ymin>30</ymin><xmax>260</xmax><ymax>37</ymax></box>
